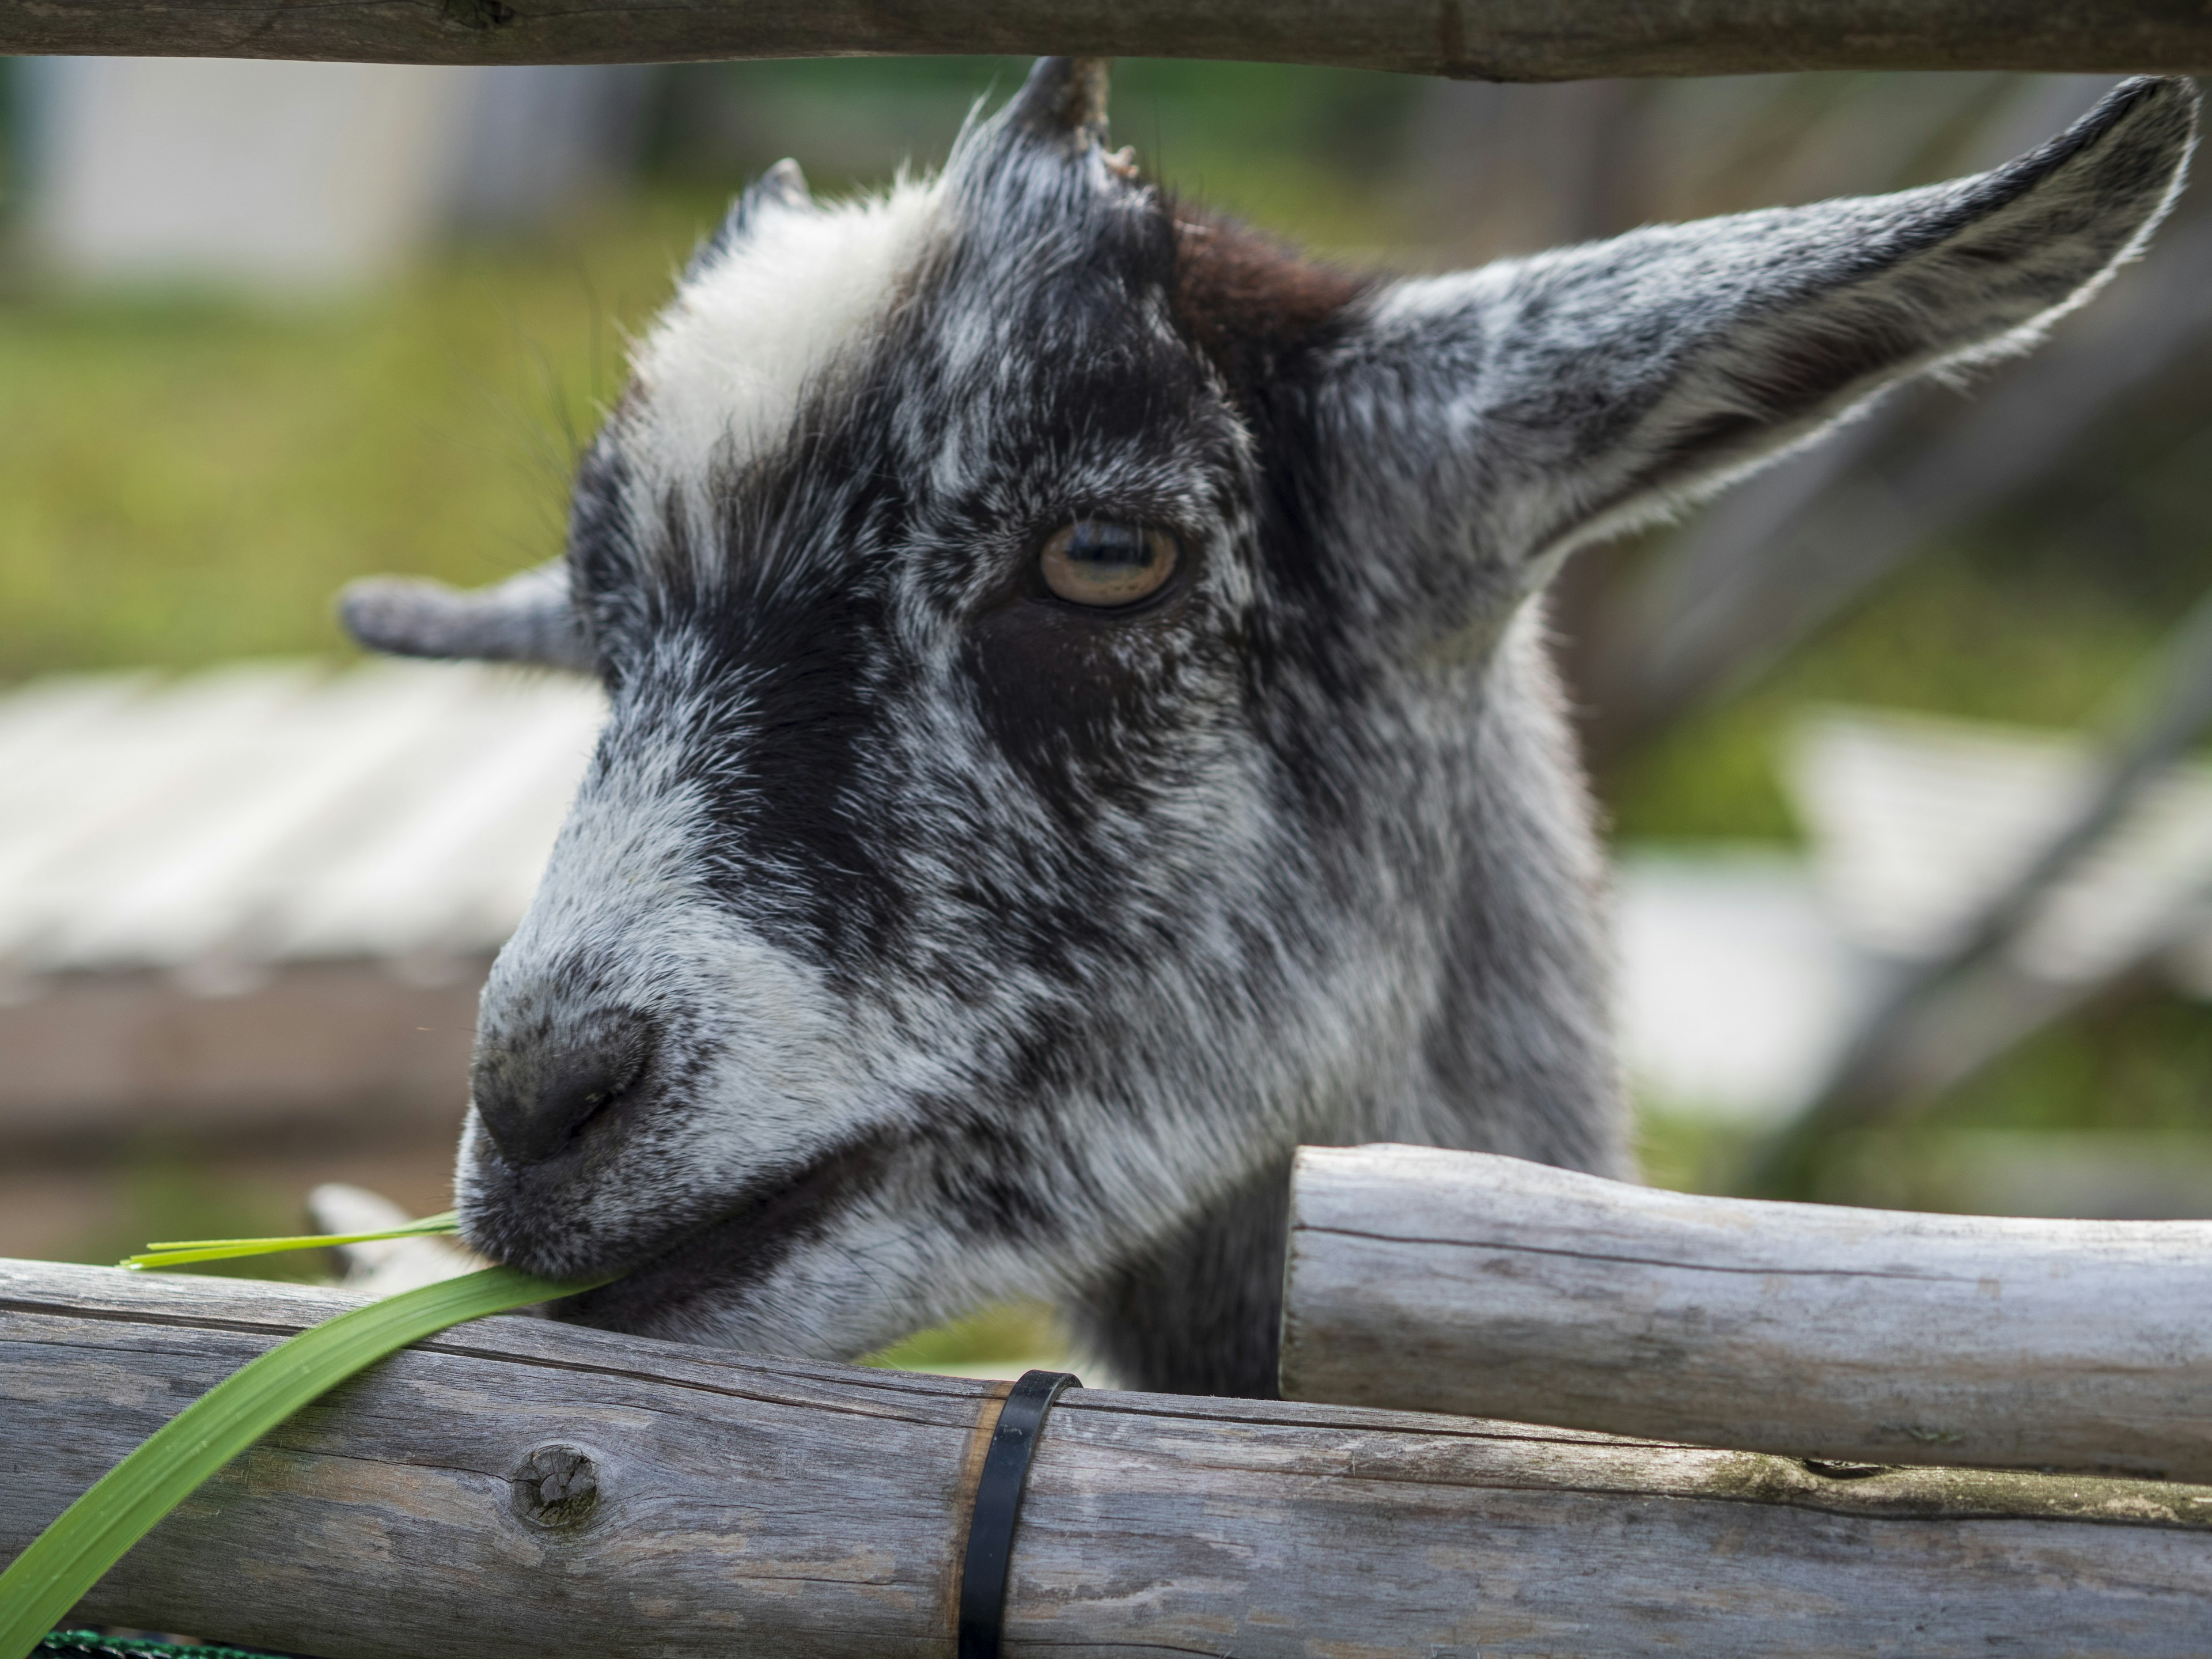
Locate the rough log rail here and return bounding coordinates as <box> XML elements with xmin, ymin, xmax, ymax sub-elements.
<box><xmin>1281</xmin><ymin>1143</ymin><xmax>2212</xmax><ymax>1482</ymax></box>
<box><xmin>1</xmin><ymin>1</ymin><xmax>2210</xmax><ymax>75</ymax></box>
<box><xmin>8</xmin><ymin>1258</ymin><xmax>2212</xmax><ymax>1657</ymax></box>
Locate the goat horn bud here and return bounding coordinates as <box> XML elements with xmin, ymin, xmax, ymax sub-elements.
<box><xmin>1010</xmin><ymin>56</ymin><xmax>1110</xmax><ymax>146</ymax></box>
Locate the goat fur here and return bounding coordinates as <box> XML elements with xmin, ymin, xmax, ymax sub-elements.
<box><xmin>342</xmin><ymin>63</ymin><xmax>2196</xmax><ymax>1397</ymax></box>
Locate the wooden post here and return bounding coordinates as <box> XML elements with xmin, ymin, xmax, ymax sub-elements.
<box><xmin>1281</xmin><ymin>1143</ymin><xmax>2212</xmax><ymax>1482</ymax></box>
<box><xmin>1</xmin><ymin>0</ymin><xmax>2210</xmax><ymax>75</ymax></box>
<box><xmin>7</xmin><ymin>1256</ymin><xmax>2212</xmax><ymax>1657</ymax></box>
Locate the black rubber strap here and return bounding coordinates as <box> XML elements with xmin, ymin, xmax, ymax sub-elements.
<box><xmin>958</xmin><ymin>1368</ymin><xmax>1080</xmax><ymax>1659</ymax></box>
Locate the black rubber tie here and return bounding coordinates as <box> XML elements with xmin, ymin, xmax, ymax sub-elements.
<box><xmin>958</xmin><ymin>1368</ymin><xmax>1080</xmax><ymax>1659</ymax></box>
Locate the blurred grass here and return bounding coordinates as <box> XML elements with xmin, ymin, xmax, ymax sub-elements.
<box><xmin>35</xmin><ymin>1140</ymin><xmax>331</xmax><ymax>1283</ymax></box>
<box><xmin>862</xmin><ymin>1300</ymin><xmax>1071</xmax><ymax>1373</ymax></box>
<box><xmin>1606</xmin><ymin>546</ymin><xmax>2194</xmax><ymax>844</ymax></box>
<box><xmin>0</xmin><ymin>202</ymin><xmax>680</xmax><ymax>677</ymax></box>
<box><xmin>653</xmin><ymin>57</ymin><xmax>1428</xmax><ymax>251</ymax></box>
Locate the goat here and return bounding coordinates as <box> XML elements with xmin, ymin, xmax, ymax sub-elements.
<box><xmin>342</xmin><ymin>61</ymin><xmax>2196</xmax><ymax>1398</ymax></box>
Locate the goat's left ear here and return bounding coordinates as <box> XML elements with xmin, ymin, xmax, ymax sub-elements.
<box><xmin>1324</xmin><ymin>76</ymin><xmax>2196</xmax><ymax>586</ymax></box>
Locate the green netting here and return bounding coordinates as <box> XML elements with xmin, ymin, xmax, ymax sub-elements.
<box><xmin>37</xmin><ymin>1634</ymin><xmax>295</xmax><ymax>1659</ymax></box>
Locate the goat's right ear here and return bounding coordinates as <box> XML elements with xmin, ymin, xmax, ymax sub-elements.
<box><xmin>338</xmin><ymin>560</ymin><xmax>593</xmax><ymax>673</ymax></box>
<box><xmin>1320</xmin><ymin>75</ymin><xmax>2196</xmax><ymax>594</ymax></box>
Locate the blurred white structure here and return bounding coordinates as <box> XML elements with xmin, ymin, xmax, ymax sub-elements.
<box><xmin>1613</xmin><ymin>849</ymin><xmax>1882</xmax><ymax>1125</ymax></box>
<box><xmin>0</xmin><ymin>659</ymin><xmax>603</xmax><ymax>1139</ymax></box>
<box><xmin>0</xmin><ymin>658</ymin><xmax>603</xmax><ymax>983</ymax></box>
<box><xmin>19</xmin><ymin>59</ymin><xmax>650</xmax><ymax>290</ymax></box>
<box><xmin>1789</xmin><ymin>706</ymin><xmax>2212</xmax><ymax>995</ymax></box>
<box><xmin>1620</xmin><ymin>706</ymin><xmax>2212</xmax><ymax>1126</ymax></box>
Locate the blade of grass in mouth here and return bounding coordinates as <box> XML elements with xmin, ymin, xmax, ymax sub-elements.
<box><xmin>120</xmin><ymin>1211</ymin><xmax>460</xmax><ymax>1271</ymax></box>
<box><xmin>0</xmin><ymin>1261</ymin><xmax>609</xmax><ymax>1659</ymax></box>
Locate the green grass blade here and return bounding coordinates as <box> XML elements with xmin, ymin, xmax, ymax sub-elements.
<box><xmin>0</xmin><ymin>1264</ymin><xmax>604</xmax><ymax>1659</ymax></box>
<box><xmin>122</xmin><ymin>1213</ymin><xmax>460</xmax><ymax>1270</ymax></box>
<box><xmin>141</xmin><ymin>1212</ymin><xmax>458</xmax><ymax>1249</ymax></box>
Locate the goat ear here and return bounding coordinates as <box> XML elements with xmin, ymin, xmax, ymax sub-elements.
<box><xmin>685</xmin><ymin>158</ymin><xmax>811</xmax><ymax>279</ymax></box>
<box><xmin>1326</xmin><ymin>76</ymin><xmax>2196</xmax><ymax>582</ymax></box>
<box><xmin>338</xmin><ymin>560</ymin><xmax>593</xmax><ymax>673</ymax></box>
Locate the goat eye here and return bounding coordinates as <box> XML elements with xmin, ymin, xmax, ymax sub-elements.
<box><xmin>1038</xmin><ymin>519</ymin><xmax>1179</xmax><ymax>608</ymax></box>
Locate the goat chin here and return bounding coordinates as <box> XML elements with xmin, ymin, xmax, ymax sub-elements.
<box><xmin>339</xmin><ymin>63</ymin><xmax>2196</xmax><ymax>1397</ymax></box>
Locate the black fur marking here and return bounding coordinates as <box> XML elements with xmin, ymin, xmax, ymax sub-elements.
<box><xmin>692</xmin><ymin>567</ymin><xmax>905</xmax><ymax>973</ymax></box>
<box><xmin>566</xmin><ymin>438</ymin><xmax>644</xmax><ymax>681</ymax></box>
<box><xmin>914</xmin><ymin>1093</ymin><xmax>1070</xmax><ymax>1241</ymax></box>
<box><xmin>1169</xmin><ymin>208</ymin><xmax>1370</xmax><ymax>406</ymax></box>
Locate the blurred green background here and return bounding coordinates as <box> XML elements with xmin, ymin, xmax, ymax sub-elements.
<box><xmin>2</xmin><ymin>58</ymin><xmax>2209</xmax><ymax>1376</ymax></box>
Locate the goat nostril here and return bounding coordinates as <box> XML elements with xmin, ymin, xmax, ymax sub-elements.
<box><xmin>471</xmin><ymin>1017</ymin><xmax>653</xmax><ymax>1169</ymax></box>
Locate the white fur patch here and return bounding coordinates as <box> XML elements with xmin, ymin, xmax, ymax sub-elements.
<box><xmin>625</xmin><ymin>179</ymin><xmax>945</xmax><ymax>507</ymax></box>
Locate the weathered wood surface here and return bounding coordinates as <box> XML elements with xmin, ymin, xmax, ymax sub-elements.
<box><xmin>2</xmin><ymin>1</ymin><xmax>2210</xmax><ymax>75</ymax></box>
<box><xmin>1281</xmin><ymin>1143</ymin><xmax>2212</xmax><ymax>1483</ymax></box>
<box><xmin>8</xmin><ymin>1259</ymin><xmax>2212</xmax><ymax>1657</ymax></box>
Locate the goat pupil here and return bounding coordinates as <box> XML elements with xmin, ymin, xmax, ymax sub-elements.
<box><xmin>1039</xmin><ymin>518</ymin><xmax>1177</xmax><ymax>607</ymax></box>
<box><xmin>1068</xmin><ymin>521</ymin><xmax>1144</xmax><ymax>565</ymax></box>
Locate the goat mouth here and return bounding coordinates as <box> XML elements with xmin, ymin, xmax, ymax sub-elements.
<box><xmin>546</xmin><ymin>1131</ymin><xmax>896</xmax><ymax>1339</ymax></box>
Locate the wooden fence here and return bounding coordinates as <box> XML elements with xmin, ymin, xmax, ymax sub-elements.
<box><xmin>7</xmin><ymin>1253</ymin><xmax>2212</xmax><ymax>1657</ymax></box>
<box><xmin>1</xmin><ymin>0</ymin><xmax>2211</xmax><ymax>76</ymax></box>
<box><xmin>1282</xmin><ymin>1144</ymin><xmax>2212</xmax><ymax>1482</ymax></box>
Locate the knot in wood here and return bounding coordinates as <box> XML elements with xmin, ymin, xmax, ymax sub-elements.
<box><xmin>511</xmin><ymin>1442</ymin><xmax>600</xmax><ymax>1530</ymax></box>
<box><xmin>440</xmin><ymin>0</ymin><xmax>517</xmax><ymax>30</ymax></box>
<box><xmin>1801</xmin><ymin>1459</ymin><xmax>1892</xmax><ymax>1481</ymax></box>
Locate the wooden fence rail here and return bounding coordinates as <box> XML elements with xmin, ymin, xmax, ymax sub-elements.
<box><xmin>1281</xmin><ymin>1143</ymin><xmax>2212</xmax><ymax>1482</ymax></box>
<box><xmin>2</xmin><ymin>1</ymin><xmax>2211</xmax><ymax>75</ymax></box>
<box><xmin>7</xmin><ymin>1256</ymin><xmax>2212</xmax><ymax>1657</ymax></box>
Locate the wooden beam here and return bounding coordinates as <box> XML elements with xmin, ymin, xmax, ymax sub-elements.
<box><xmin>8</xmin><ymin>1257</ymin><xmax>2212</xmax><ymax>1656</ymax></box>
<box><xmin>0</xmin><ymin>959</ymin><xmax>486</xmax><ymax>1148</ymax></box>
<box><xmin>1</xmin><ymin>1</ymin><xmax>2210</xmax><ymax>75</ymax></box>
<box><xmin>1281</xmin><ymin>1143</ymin><xmax>2212</xmax><ymax>1483</ymax></box>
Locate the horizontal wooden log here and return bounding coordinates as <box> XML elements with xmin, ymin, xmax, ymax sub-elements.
<box><xmin>0</xmin><ymin>958</ymin><xmax>485</xmax><ymax>1147</ymax></box>
<box><xmin>1280</xmin><ymin>1143</ymin><xmax>2212</xmax><ymax>1483</ymax></box>
<box><xmin>1</xmin><ymin>1</ymin><xmax>2210</xmax><ymax>76</ymax></box>
<box><xmin>9</xmin><ymin>1259</ymin><xmax>2212</xmax><ymax>1656</ymax></box>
